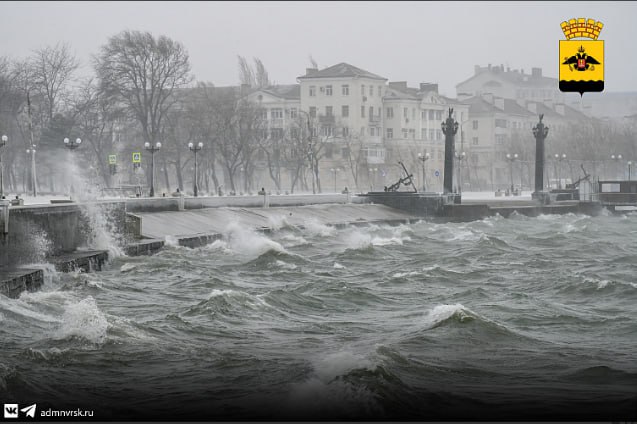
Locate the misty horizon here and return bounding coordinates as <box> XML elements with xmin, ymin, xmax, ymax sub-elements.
<box><xmin>2</xmin><ymin>1</ymin><xmax>637</xmax><ymax>96</ymax></box>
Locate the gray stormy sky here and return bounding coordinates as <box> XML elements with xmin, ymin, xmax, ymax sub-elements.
<box><xmin>1</xmin><ymin>1</ymin><xmax>636</xmax><ymax>96</ymax></box>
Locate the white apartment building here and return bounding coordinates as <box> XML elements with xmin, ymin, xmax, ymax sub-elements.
<box><xmin>240</xmin><ymin>62</ymin><xmax>472</xmax><ymax>193</ymax></box>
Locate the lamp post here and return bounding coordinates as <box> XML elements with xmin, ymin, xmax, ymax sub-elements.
<box><xmin>506</xmin><ymin>153</ymin><xmax>518</xmax><ymax>193</ymax></box>
<box><xmin>63</xmin><ymin>137</ymin><xmax>82</xmax><ymax>198</ymax></box>
<box><xmin>628</xmin><ymin>161</ymin><xmax>632</xmax><ymax>181</ymax></box>
<box><xmin>26</xmin><ymin>145</ymin><xmax>37</xmax><ymax>197</ymax></box>
<box><xmin>330</xmin><ymin>168</ymin><xmax>340</xmax><ymax>193</ymax></box>
<box><xmin>144</xmin><ymin>141</ymin><xmax>161</xmax><ymax>197</ymax></box>
<box><xmin>188</xmin><ymin>142</ymin><xmax>203</xmax><ymax>197</ymax></box>
<box><xmin>0</xmin><ymin>135</ymin><xmax>7</xmax><ymax>198</ymax></box>
<box><xmin>418</xmin><ymin>152</ymin><xmax>430</xmax><ymax>192</ymax></box>
<box><xmin>368</xmin><ymin>167</ymin><xmax>378</xmax><ymax>191</ymax></box>
<box><xmin>611</xmin><ymin>154</ymin><xmax>622</xmax><ymax>180</ymax></box>
<box><xmin>552</xmin><ymin>153</ymin><xmax>566</xmax><ymax>189</ymax></box>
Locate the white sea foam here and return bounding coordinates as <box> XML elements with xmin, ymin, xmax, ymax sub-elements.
<box><xmin>274</xmin><ymin>260</ymin><xmax>297</xmax><ymax>270</ymax></box>
<box><xmin>0</xmin><ymin>296</ymin><xmax>61</xmax><ymax>323</ymax></box>
<box><xmin>120</xmin><ymin>263</ymin><xmax>137</xmax><ymax>273</ymax></box>
<box><xmin>280</xmin><ymin>234</ymin><xmax>309</xmax><ymax>246</ymax></box>
<box><xmin>56</xmin><ymin>297</ymin><xmax>108</xmax><ymax>344</ymax></box>
<box><xmin>333</xmin><ymin>263</ymin><xmax>346</xmax><ymax>269</ymax></box>
<box><xmin>313</xmin><ymin>351</ymin><xmax>374</xmax><ymax>383</ymax></box>
<box><xmin>164</xmin><ymin>235</ymin><xmax>180</xmax><ymax>247</ymax></box>
<box><xmin>303</xmin><ymin>219</ymin><xmax>336</xmax><ymax>237</ymax></box>
<box><xmin>268</xmin><ymin>214</ymin><xmax>292</xmax><ymax>231</ymax></box>
<box><xmin>286</xmin><ymin>351</ymin><xmax>380</xmax><ymax>417</ymax></box>
<box><xmin>224</xmin><ymin>222</ymin><xmax>287</xmax><ymax>256</ymax></box>
<box><xmin>392</xmin><ymin>271</ymin><xmax>420</xmax><ymax>278</ymax></box>
<box><xmin>423</xmin><ymin>303</ymin><xmax>472</xmax><ymax>329</ymax></box>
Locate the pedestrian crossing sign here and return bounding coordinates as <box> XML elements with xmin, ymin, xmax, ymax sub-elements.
<box><xmin>108</xmin><ymin>154</ymin><xmax>117</xmax><ymax>165</ymax></box>
<box><xmin>132</xmin><ymin>152</ymin><xmax>141</xmax><ymax>163</ymax></box>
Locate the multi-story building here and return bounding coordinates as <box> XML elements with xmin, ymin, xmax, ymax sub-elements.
<box><xmin>240</xmin><ymin>62</ymin><xmax>471</xmax><ymax>193</ymax></box>
<box><xmin>382</xmin><ymin>82</ymin><xmax>469</xmax><ymax>192</ymax></box>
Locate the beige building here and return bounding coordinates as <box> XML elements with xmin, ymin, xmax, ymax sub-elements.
<box><xmin>241</xmin><ymin>62</ymin><xmax>472</xmax><ymax>193</ymax></box>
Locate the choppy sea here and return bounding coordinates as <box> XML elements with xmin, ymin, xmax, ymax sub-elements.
<box><xmin>1</xmin><ymin>211</ymin><xmax>636</xmax><ymax>420</ymax></box>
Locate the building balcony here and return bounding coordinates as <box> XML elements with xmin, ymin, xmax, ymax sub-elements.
<box><xmin>369</xmin><ymin>115</ymin><xmax>381</xmax><ymax>123</ymax></box>
<box><xmin>319</xmin><ymin>115</ymin><xmax>335</xmax><ymax>124</ymax></box>
<box><xmin>367</xmin><ymin>156</ymin><xmax>385</xmax><ymax>164</ymax></box>
<box><xmin>270</xmin><ymin>118</ymin><xmax>284</xmax><ymax>127</ymax></box>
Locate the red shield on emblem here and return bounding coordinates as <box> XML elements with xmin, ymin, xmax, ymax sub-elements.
<box><xmin>577</xmin><ymin>58</ymin><xmax>586</xmax><ymax>69</ymax></box>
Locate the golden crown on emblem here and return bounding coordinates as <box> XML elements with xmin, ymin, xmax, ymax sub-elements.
<box><xmin>561</xmin><ymin>18</ymin><xmax>603</xmax><ymax>40</ymax></box>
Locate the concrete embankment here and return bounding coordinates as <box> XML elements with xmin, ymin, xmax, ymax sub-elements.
<box><xmin>136</xmin><ymin>203</ymin><xmax>419</xmax><ymax>246</ymax></box>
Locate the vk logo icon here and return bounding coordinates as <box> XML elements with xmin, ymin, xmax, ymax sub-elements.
<box><xmin>4</xmin><ymin>404</ymin><xmax>19</xmax><ymax>419</ymax></box>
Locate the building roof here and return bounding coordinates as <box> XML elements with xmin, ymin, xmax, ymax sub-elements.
<box><xmin>456</xmin><ymin>66</ymin><xmax>557</xmax><ymax>89</ymax></box>
<box><xmin>259</xmin><ymin>84</ymin><xmax>300</xmax><ymax>100</ymax></box>
<box><xmin>297</xmin><ymin>62</ymin><xmax>387</xmax><ymax>81</ymax></box>
<box><xmin>503</xmin><ymin>99</ymin><xmax>533</xmax><ymax>116</ymax></box>
<box><xmin>384</xmin><ymin>86</ymin><xmax>419</xmax><ymax>101</ymax></box>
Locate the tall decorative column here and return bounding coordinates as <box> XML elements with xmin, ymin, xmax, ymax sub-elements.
<box><xmin>532</xmin><ymin>114</ymin><xmax>549</xmax><ymax>201</ymax></box>
<box><xmin>441</xmin><ymin>108</ymin><xmax>459</xmax><ymax>195</ymax></box>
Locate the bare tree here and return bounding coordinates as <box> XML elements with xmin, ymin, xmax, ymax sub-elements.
<box><xmin>340</xmin><ymin>127</ymin><xmax>367</xmax><ymax>191</ymax></box>
<box><xmin>237</xmin><ymin>56</ymin><xmax>271</xmax><ymax>89</ymax></box>
<box><xmin>31</xmin><ymin>42</ymin><xmax>79</xmax><ymax>121</ymax></box>
<box><xmin>94</xmin><ymin>30</ymin><xmax>193</xmax><ymax>149</ymax></box>
<box><xmin>237</xmin><ymin>55</ymin><xmax>256</xmax><ymax>88</ymax></box>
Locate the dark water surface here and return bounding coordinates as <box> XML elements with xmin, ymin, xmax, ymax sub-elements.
<box><xmin>1</xmin><ymin>212</ymin><xmax>636</xmax><ymax>420</ymax></box>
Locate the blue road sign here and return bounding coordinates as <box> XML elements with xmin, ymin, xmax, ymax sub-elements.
<box><xmin>434</xmin><ymin>170</ymin><xmax>440</xmax><ymax>177</ymax></box>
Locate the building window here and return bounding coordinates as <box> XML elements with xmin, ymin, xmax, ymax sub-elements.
<box><xmin>412</xmin><ymin>108</ymin><xmax>416</xmax><ymax>120</ymax></box>
<box><xmin>309</xmin><ymin>107</ymin><xmax>316</xmax><ymax>118</ymax></box>
<box><xmin>342</xmin><ymin>105</ymin><xmax>349</xmax><ymax>117</ymax></box>
<box><xmin>271</xmin><ymin>128</ymin><xmax>283</xmax><ymax>139</ymax></box>
<box><xmin>342</xmin><ymin>85</ymin><xmax>349</xmax><ymax>96</ymax></box>
<box><xmin>271</xmin><ymin>108</ymin><xmax>283</xmax><ymax>119</ymax></box>
<box><xmin>402</xmin><ymin>128</ymin><xmax>408</xmax><ymax>138</ymax></box>
<box><xmin>435</xmin><ymin>110</ymin><xmax>442</xmax><ymax>120</ymax></box>
<box><xmin>422</xmin><ymin>110</ymin><xmax>427</xmax><ymax>120</ymax></box>
<box><xmin>403</xmin><ymin>107</ymin><xmax>408</xmax><ymax>118</ymax></box>
<box><xmin>436</xmin><ymin>129</ymin><xmax>442</xmax><ymax>140</ymax></box>
<box><xmin>343</xmin><ymin>127</ymin><xmax>349</xmax><ymax>137</ymax></box>
<box><xmin>325</xmin><ymin>144</ymin><xmax>333</xmax><ymax>159</ymax></box>
<box><xmin>429</xmin><ymin>129</ymin><xmax>436</xmax><ymax>141</ymax></box>
<box><xmin>495</xmin><ymin>134</ymin><xmax>506</xmax><ymax>145</ymax></box>
<box><xmin>387</xmin><ymin>107</ymin><xmax>394</xmax><ymax>118</ymax></box>
<box><xmin>325</xmin><ymin>85</ymin><xmax>333</xmax><ymax>96</ymax></box>
<box><xmin>258</xmin><ymin>109</ymin><xmax>268</xmax><ymax>120</ymax></box>
<box><xmin>472</xmin><ymin>120</ymin><xmax>479</xmax><ymax>129</ymax></box>
<box><xmin>386</xmin><ymin>128</ymin><xmax>393</xmax><ymax>139</ymax></box>
<box><xmin>428</xmin><ymin>110</ymin><xmax>435</xmax><ymax>120</ymax></box>
<box><xmin>361</xmin><ymin>84</ymin><xmax>366</xmax><ymax>96</ymax></box>
<box><xmin>369</xmin><ymin>127</ymin><xmax>375</xmax><ymax>137</ymax></box>
<box><xmin>422</xmin><ymin>128</ymin><xmax>427</xmax><ymax>140</ymax></box>
<box><xmin>472</xmin><ymin>137</ymin><xmax>479</xmax><ymax>145</ymax></box>
<box><xmin>361</xmin><ymin>106</ymin><xmax>365</xmax><ymax>118</ymax></box>
<box><xmin>360</xmin><ymin>127</ymin><xmax>365</xmax><ymax>136</ymax></box>
<box><xmin>289</xmin><ymin>108</ymin><xmax>297</xmax><ymax>119</ymax></box>
<box><xmin>291</xmin><ymin>128</ymin><xmax>299</xmax><ymax>139</ymax></box>
<box><xmin>369</xmin><ymin>106</ymin><xmax>373</xmax><ymax>118</ymax></box>
<box><xmin>409</xmin><ymin>128</ymin><xmax>416</xmax><ymax>139</ymax></box>
<box><xmin>471</xmin><ymin>153</ymin><xmax>479</xmax><ymax>164</ymax></box>
<box><xmin>495</xmin><ymin>118</ymin><xmax>507</xmax><ymax>128</ymax></box>
<box><xmin>322</xmin><ymin>126</ymin><xmax>333</xmax><ymax>137</ymax></box>
<box><xmin>378</xmin><ymin>86</ymin><xmax>382</xmax><ymax>97</ymax></box>
<box><xmin>369</xmin><ymin>85</ymin><xmax>373</xmax><ymax>97</ymax></box>
<box><xmin>309</xmin><ymin>86</ymin><xmax>316</xmax><ymax>97</ymax></box>
<box><xmin>311</xmin><ymin>127</ymin><xmax>317</xmax><ymax>137</ymax></box>
<box><xmin>325</xmin><ymin>106</ymin><xmax>333</xmax><ymax>116</ymax></box>
<box><xmin>342</xmin><ymin>147</ymin><xmax>350</xmax><ymax>158</ymax></box>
